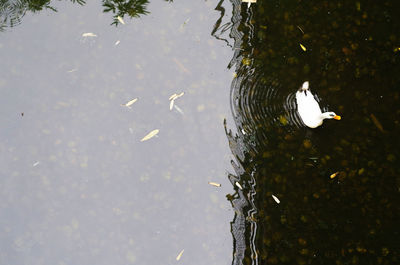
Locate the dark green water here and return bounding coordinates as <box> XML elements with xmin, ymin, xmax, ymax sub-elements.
<box><xmin>221</xmin><ymin>0</ymin><xmax>400</xmax><ymax>264</ymax></box>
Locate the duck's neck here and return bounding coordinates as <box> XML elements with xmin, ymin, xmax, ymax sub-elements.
<box><xmin>320</xmin><ymin>112</ymin><xmax>332</xmax><ymax>120</ymax></box>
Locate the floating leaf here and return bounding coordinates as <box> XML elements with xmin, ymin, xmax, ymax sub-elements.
<box><xmin>121</xmin><ymin>98</ymin><xmax>138</xmax><ymax>107</ymax></box>
<box><xmin>117</xmin><ymin>16</ymin><xmax>125</xmax><ymax>25</ymax></box>
<box><xmin>82</xmin><ymin>32</ymin><xmax>97</xmax><ymax>37</ymax></box>
<box><xmin>169</xmin><ymin>99</ymin><xmax>175</xmax><ymax>110</ymax></box>
<box><xmin>169</xmin><ymin>93</ymin><xmax>177</xmax><ymax>100</ymax></box>
<box><xmin>140</xmin><ymin>129</ymin><xmax>159</xmax><ymax>142</ymax></box>
<box><xmin>330</xmin><ymin>172</ymin><xmax>339</xmax><ymax>179</ymax></box>
<box><xmin>300</xmin><ymin>43</ymin><xmax>307</xmax><ymax>51</ymax></box>
<box><xmin>370</xmin><ymin>113</ymin><xmax>384</xmax><ymax>133</ymax></box>
<box><xmin>169</xmin><ymin>92</ymin><xmax>184</xmax><ymax>101</ymax></box>
<box><xmin>115</xmin><ymin>40</ymin><xmax>120</xmax><ymax>46</ymax></box>
<box><xmin>242</xmin><ymin>58</ymin><xmax>251</xmax><ymax>65</ymax></box>
<box><xmin>176</xmin><ymin>249</ymin><xmax>184</xmax><ymax>261</ymax></box>
<box><xmin>208</xmin><ymin>182</ymin><xmax>221</xmax><ymax>187</ymax></box>
<box><xmin>174</xmin><ymin>105</ymin><xmax>184</xmax><ymax>115</ymax></box>
<box><xmin>235</xmin><ymin>182</ymin><xmax>243</xmax><ymax>190</ymax></box>
<box><xmin>272</xmin><ymin>194</ymin><xmax>280</xmax><ymax>204</ymax></box>
<box><xmin>242</xmin><ymin>0</ymin><xmax>256</xmax><ymax>7</ymax></box>
<box><xmin>297</xmin><ymin>25</ymin><xmax>304</xmax><ymax>34</ymax></box>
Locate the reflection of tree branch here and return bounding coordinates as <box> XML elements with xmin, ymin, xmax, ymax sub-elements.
<box><xmin>103</xmin><ymin>0</ymin><xmax>149</xmax><ymax>26</ymax></box>
<box><xmin>1</xmin><ymin>0</ymin><xmax>173</xmax><ymax>31</ymax></box>
<box><xmin>0</xmin><ymin>0</ymin><xmax>85</xmax><ymax>31</ymax></box>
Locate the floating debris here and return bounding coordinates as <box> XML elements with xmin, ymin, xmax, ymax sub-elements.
<box><xmin>208</xmin><ymin>182</ymin><xmax>221</xmax><ymax>187</ymax></box>
<box><xmin>173</xmin><ymin>58</ymin><xmax>190</xmax><ymax>74</ymax></box>
<box><xmin>272</xmin><ymin>194</ymin><xmax>280</xmax><ymax>204</ymax></box>
<box><xmin>176</xmin><ymin>249</ymin><xmax>184</xmax><ymax>261</ymax></box>
<box><xmin>235</xmin><ymin>182</ymin><xmax>243</xmax><ymax>190</ymax></box>
<box><xmin>115</xmin><ymin>40</ymin><xmax>120</xmax><ymax>46</ymax></box>
<box><xmin>121</xmin><ymin>98</ymin><xmax>138</xmax><ymax>108</ymax></box>
<box><xmin>180</xmin><ymin>18</ymin><xmax>190</xmax><ymax>29</ymax></box>
<box><xmin>169</xmin><ymin>92</ymin><xmax>184</xmax><ymax>110</ymax></box>
<box><xmin>67</xmin><ymin>68</ymin><xmax>78</xmax><ymax>73</ymax></box>
<box><xmin>330</xmin><ymin>172</ymin><xmax>339</xmax><ymax>179</ymax></box>
<box><xmin>169</xmin><ymin>99</ymin><xmax>175</xmax><ymax>110</ymax></box>
<box><xmin>117</xmin><ymin>16</ymin><xmax>125</xmax><ymax>25</ymax></box>
<box><xmin>82</xmin><ymin>32</ymin><xmax>97</xmax><ymax>37</ymax></box>
<box><xmin>300</xmin><ymin>43</ymin><xmax>307</xmax><ymax>51</ymax></box>
<box><xmin>242</xmin><ymin>0</ymin><xmax>256</xmax><ymax>8</ymax></box>
<box><xmin>297</xmin><ymin>25</ymin><xmax>305</xmax><ymax>34</ymax></box>
<box><xmin>140</xmin><ymin>129</ymin><xmax>159</xmax><ymax>142</ymax></box>
<box><xmin>370</xmin><ymin>113</ymin><xmax>385</xmax><ymax>133</ymax></box>
<box><xmin>169</xmin><ymin>92</ymin><xmax>184</xmax><ymax>101</ymax></box>
<box><xmin>21</xmin><ymin>112</ymin><xmax>24</xmax><ymax>117</ymax></box>
<box><xmin>173</xmin><ymin>105</ymin><xmax>184</xmax><ymax>115</ymax></box>
<box><xmin>33</xmin><ymin>161</ymin><xmax>40</xmax><ymax>167</ymax></box>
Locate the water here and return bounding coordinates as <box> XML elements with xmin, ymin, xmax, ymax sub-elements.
<box><xmin>1</xmin><ymin>1</ymin><xmax>234</xmax><ymax>264</ymax></box>
<box><xmin>1</xmin><ymin>0</ymin><xmax>400</xmax><ymax>265</ymax></box>
<box><xmin>221</xmin><ymin>0</ymin><xmax>400</xmax><ymax>264</ymax></box>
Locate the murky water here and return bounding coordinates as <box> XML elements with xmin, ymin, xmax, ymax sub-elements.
<box><xmin>1</xmin><ymin>0</ymin><xmax>399</xmax><ymax>265</ymax></box>
<box><xmin>220</xmin><ymin>0</ymin><xmax>400</xmax><ymax>264</ymax></box>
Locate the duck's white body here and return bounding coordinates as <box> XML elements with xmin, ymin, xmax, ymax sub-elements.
<box><xmin>296</xmin><ymin>81</ymin><xmax>341</xmax><ymax>128</ymax></box>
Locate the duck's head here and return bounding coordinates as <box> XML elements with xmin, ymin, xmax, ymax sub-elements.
<box><xmin>322</xmin><ymin>112</ymin><xmax>341</xmax><ymax>120</ymax></box>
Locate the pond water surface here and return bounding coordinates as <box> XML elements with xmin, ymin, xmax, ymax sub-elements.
<box><xmin>1</xmin><ymin>0</ymin><xmax>399</xmax><ymax>265</ymax></box>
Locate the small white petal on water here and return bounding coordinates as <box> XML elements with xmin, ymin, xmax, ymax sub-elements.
<box><xmin>33</xmin><ymin>161</ymin><xmax>40</xmax><ymax>167</ymax></box>
<box><xmin>169</xmin><ymin>99</ymin><xmax>175</xmax><ymax>110</ymax></box>
<box><xmin>117</xmin><ymin>16</ymin><xmax>125</xmax><ymax>25</ymax></box>
<box><xmin>176</xmin><ymin>249</ymin><xmax>184</xmax><ymax>261</ymax></box>
<box><xmin>235</xmin><ymin>182</ymin><xmax>243</xmax><ymax>190</ymax></box>
<box><xmin>115</xmin><ymin>40</ymin><xmax>120</xmax><ymax>46</ymax></box>
<box><xmin>140</xmin><ymin>129</ymin><xmax>159</xmax><ymax>142</ymax></box>
<box><xmin>121</xmin><ymin>98</ymin><xmax>138</xmax><ymax>107</ymax></box>
<box><xmin>82</xmin><ymin>32</ymin><xmax>97</xmax><ymax>37</ymax></box>
<box><xmin>272</xmin><ymin>194</ymin><xmax>280</xmax><ymax>204</ymax></box>
<box><xmin>208</xmin><ymin>181</ymin><xmax>221</xmax><ymax>187</ymax></box>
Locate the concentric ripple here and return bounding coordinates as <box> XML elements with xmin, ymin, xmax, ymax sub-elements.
<box><xmin>230</xmin><ymin>69</ymin><xmax>306</xmax><ymax>146</ymax></box>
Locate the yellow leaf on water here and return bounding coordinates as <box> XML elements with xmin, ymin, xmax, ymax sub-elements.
<box><xmin>117</xmin><ymin>16</ymin><xmax>125</xmax><ymax>25</ymax></box>
<box><xmin>208</xmin><ymin>182</ymin><xmax>221</xmax><ymax>187</ymax></box>
<box><xmin>121</xmin><ymin>98</ymin><xmax>138</xmax><ymax>107</ymax></box>
<box><xmin>242</xmin><ymin>58</ymin><xmax>251</xmax><ymax>66</ymax></box>
<box><xmin>330</xmin><ymin>172</ymin><xmax>339</xmax><ymax>179</ymax></box>
<box><xmin>140</xmin><ymin>129</ymin><xmax>159</xmax><ymax>142</ymax></box>
<box><xmin>300</xmin><ymin>43</ymin><xmax>307</xmax><ymax>51</ymax></box>
<box><xmin>176</xmin><ymin>249</ymin><xmax>184</xmax><ymax>261</ymax></box>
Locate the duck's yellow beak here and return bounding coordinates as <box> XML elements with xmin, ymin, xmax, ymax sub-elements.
<box><xmin>334</xmin><ymin>115</ymin><xmax>341</xmax><ymax>120</ymax></box>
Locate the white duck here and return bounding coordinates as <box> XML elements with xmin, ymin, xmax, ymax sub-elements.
<box><xmin>296</xmin><ymin>81</ymin><xmax>341</xmax><ymax>128</ymax></box>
